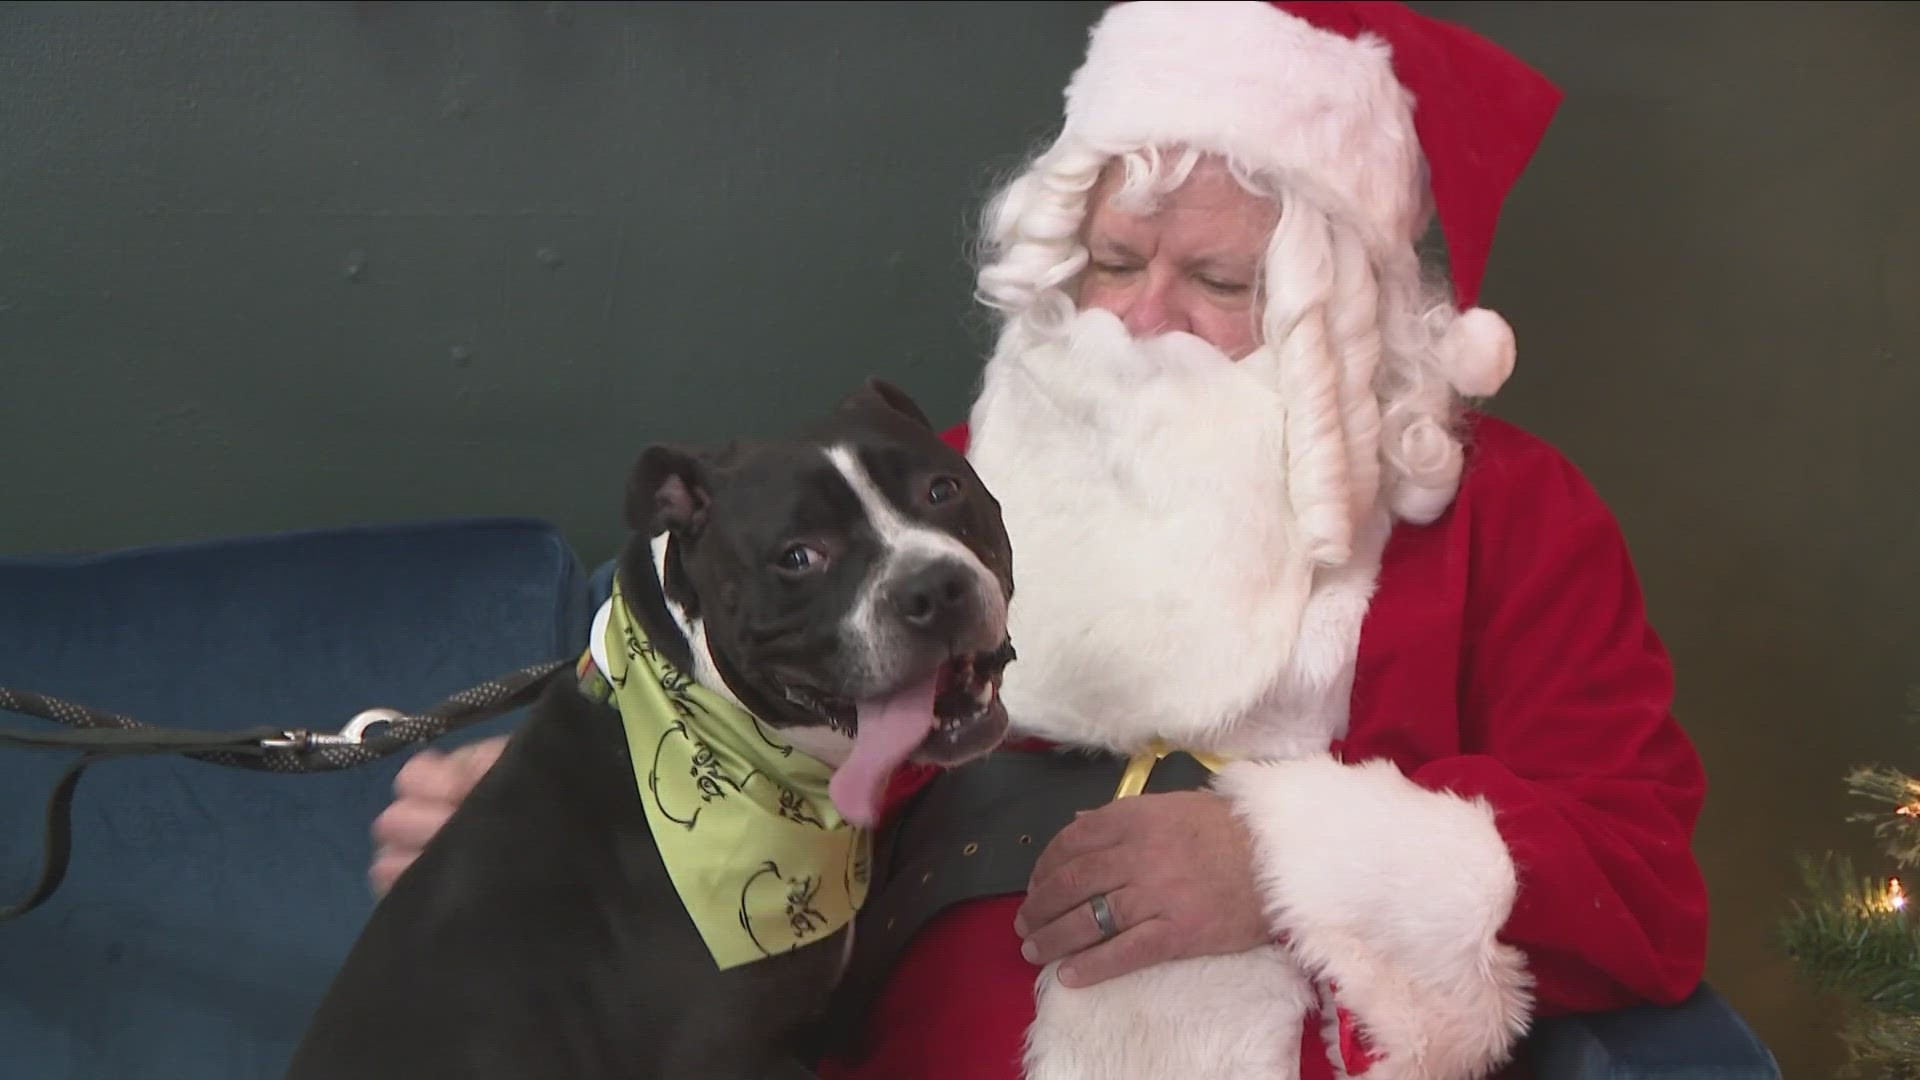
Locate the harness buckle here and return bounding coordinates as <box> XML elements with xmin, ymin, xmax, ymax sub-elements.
<box><xmin>260</xmin><ymin>708</ymin><xmax>405</xmax><ymax>751</ymax></box>
<box><xmin>339</xmin><ymin>707</ymin><xmax>403</xmax><ymax>742</ymax></box>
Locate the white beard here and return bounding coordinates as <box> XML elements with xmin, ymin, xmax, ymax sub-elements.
<box><xmin>963</xmin><ymin>309</ymin><xmax>1318</xmax><ymax>754</ymax></box>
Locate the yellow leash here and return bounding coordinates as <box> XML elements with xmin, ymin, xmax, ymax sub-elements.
<box><xmin>1112</xmin><ymin>738</ymin><xmax>1234</xmax><ymax>800</ymax></box>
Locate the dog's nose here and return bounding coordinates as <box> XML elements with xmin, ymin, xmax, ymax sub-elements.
<box><xmin>888</xmin><ymin>561</ymin><xmax>977</xmax><ymax>635</ymax></box>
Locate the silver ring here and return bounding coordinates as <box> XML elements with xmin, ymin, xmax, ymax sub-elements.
<box><xmin>1089</xmin><ymin>893</ymin><xmax>1119</xmax><ymax>941</ymax></box>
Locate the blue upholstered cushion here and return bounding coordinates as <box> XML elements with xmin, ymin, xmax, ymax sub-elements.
<box><xmin>0</xmin><ymin>518</ymin><xmax>591</xmax><ymax>1080</ymax></box>
<box><xmin>590</xmin><ymin>557</ymin><xmax>617</xmax><ymax>610</ymax></box>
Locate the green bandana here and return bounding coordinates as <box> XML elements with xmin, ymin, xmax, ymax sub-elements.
<box><xmin>577</xmin><ymin>575</ymin><xmax>871</xmax><ymax>971</ymax></box>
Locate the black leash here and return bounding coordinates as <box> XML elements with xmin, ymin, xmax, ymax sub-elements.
<box><xmin>0</xmin><ymin>659</ymin><xmax>573</xmax><ymax>923</ymax></box>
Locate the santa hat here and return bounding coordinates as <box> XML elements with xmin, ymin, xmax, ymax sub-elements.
<box><xmin>1059</xmin><ymin>0</ymin><xmax>1563</xmax><ymax>398</ymax></box>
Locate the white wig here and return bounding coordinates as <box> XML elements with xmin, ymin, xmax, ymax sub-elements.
<box><xmin>970</xmin><ymin>137</ymin><xmax>1479</xmax><ymax>568</ymax></box>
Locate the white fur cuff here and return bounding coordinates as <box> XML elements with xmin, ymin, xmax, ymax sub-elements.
<box><xmin>1213</xmin><ymin>756</ymin><xmax>1534</xmax><ymax>1079</ymax></box>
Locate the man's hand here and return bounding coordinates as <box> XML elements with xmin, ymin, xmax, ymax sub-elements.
<box><xmin>1012</xmin><ymin>790</ymin><xmax>1273</xmax><ymax>988</ymax></box>
<box><xmin>368</xmin><ymin>736</ymin><xmax>508</xmax><ymax>896</ymax></box>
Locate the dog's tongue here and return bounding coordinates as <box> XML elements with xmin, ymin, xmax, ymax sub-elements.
<box><xmin>829</xmin><ymin>674</ymin><xmax>938</xmax><ymax>829</ymax></box>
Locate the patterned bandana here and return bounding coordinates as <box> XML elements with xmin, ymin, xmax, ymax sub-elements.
<box><xmin>578</xmin><ymin>574</ymin><xmax>871</xmax><ymax>971</ymax></box>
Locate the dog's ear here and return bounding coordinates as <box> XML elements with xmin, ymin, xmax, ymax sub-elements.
<box><xmin>840</xmin><ymin>378</ymin><xmax>934</xmax><ymax>431</ymax></box>
<box><xmin>628</xmin><ymin>445</ymin><xmax>713</xmax><ymax>538</ymax></box>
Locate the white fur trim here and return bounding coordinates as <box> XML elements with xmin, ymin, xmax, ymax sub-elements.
<box><xmin>1024</xmin><ymin>949</ymin><xmax>1316</xmax><ymax>1080</ymax></box>
<box><xmin>1315</xmin><ymin>979</ymin><xmax>1355</xmax><ymax>1080</ymax></box>
<box><xmin>1062</xmin><ymin>0</ymin><xmax>1424</xmax><ymax>251</ymax></box>
<box><xmin>1213</xmin><ymin>756</ymin><xmax>1535</xmax><ymax>1080</ymax></box>
<box><xmin>1438</xmin><ymin>308</ymin><xmax>1517</xmax><ymax>398</ymax></box>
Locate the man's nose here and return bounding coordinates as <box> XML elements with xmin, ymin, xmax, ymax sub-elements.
<box><xmin>1117</xmin><ymin>270</ymin><xmax>1189</xmax><ymax>338</ymax></box>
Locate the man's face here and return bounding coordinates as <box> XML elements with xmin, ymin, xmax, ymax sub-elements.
<box><xmin>1073</xmin><ymin>154</ymin><xmax>1278</xmax><ymax>361</ymax></box>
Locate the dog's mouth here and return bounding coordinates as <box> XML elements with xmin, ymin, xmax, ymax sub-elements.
<box><xmin>781</xmin><ymin>639</ymin><xmax>1016</xmax><ymax>829</ymax></box>
<box><xmin>931</xmin><ymin>638</ymin><xmax>1017</xmax><ymax>734</ymax></box>
<box><xmin>781</xmin><ymin>640</ymin><xmax>1015</xmax><ymax>735</ymax></box>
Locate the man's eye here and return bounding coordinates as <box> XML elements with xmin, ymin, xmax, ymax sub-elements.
<box><xmin>1200</xmin><ymin>277</ymin><xmax>1250</xmax><ymax>295</ymax></box>
<box><xmin>1091</xmin><ymin>261</ymin><xmax>1137</xmax><ymax>275</ymax></box>
<box><xmin>777</xmin><ymin>545</ymin><xmax>825</xmax><ymax>573</ymax></box>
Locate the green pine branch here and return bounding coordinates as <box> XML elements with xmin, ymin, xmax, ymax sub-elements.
<box><xmin>1836</xmin><ymin>1011</ymin><xmax>1920</xmax><ymax>1080</ymax></box>
<box><xmin>1779</xmin><ymin>687</ymin><xmax>1920</xmax><ymax>1075</ymax></box>
<box><xmin>1844</xmin><ymin>765</ymin><xmax>1920</xmax><ymax>869</ymax></box>
<box><xmin>1847</xmin><ymin>764</ymin><xmax>1919</xmax><ymax>810</ymax></box>
<box><xmin>1781</xmin><ymin>853</ymin><xmax>1920</xmax><ymax>1016</ymax></box>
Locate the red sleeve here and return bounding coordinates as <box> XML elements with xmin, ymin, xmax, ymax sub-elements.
<box><xmin>1212</xmin><ymin>425</ymin><xmax>1711</xmax><ymax>1073</ymax></box>
<box><xmin>1420</xmin><ymin>433</ymin><xmax>1710</xmax><ymax>1016</ymax></box>
<box><xmin>955</xmin><ymin>412</ymin><xmax>1705</xmax><ymax>1016</ymax></box>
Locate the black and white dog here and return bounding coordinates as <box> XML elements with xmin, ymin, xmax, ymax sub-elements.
<box><xmin>286</xmin><ymin>380</ymin><xmax>1016</xmax><ymax>1079</ymax></box>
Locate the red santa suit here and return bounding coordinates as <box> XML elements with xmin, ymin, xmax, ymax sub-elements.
<box><xmin>817</xmin><ymin>412</ymin><xmax>1710</xmax><ymax>1080</ymax></box>
<box><xmin>816</xmin><ymin>3</ymin><xmax>1710</xmax><ymax>1078</ymax></box>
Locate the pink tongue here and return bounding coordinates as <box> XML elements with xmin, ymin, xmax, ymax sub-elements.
<box><xmin>830</xmin><ymin>674</ymin><xmax>939</xmax><ymax>829</ymax></box>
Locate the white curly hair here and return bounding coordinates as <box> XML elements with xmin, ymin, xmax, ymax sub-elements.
<box><xmin>970</xmin><ymin>137</ymin><xmax>1480</xmax><ymax>568</ymax></box>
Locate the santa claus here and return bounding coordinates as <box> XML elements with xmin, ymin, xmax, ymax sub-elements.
<box><xmin>370</xmin><ymin>3</ymin><xmax>1711</xmax><ymax>1078</ymax></box>
<box><xmin>809</xmin><ymin>3</ymin><xmax>1711</xmax><ymax>1079</ymax></box>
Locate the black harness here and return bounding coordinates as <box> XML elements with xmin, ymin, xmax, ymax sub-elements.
<box><xmin>812</xmin><ymin>745</ymin><xmax>1219</xmax><ymax>1065</ymax></box>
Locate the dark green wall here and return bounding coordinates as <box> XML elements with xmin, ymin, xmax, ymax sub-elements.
<box><xmin>3</xmin><ymin>3</ymin><xmax>1914</xmax><ymax>1076</ymax></box>
<box><xmin>0</xmin><ymin>0</ymin><xmax>1109</xmax><ymax>563</ymax></box>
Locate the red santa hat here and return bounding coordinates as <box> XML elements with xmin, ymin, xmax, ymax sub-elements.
<box><xmin>1059</xmin><ymin>0</ymin><xmax>1563</xmax><ymax>398</ymax></box>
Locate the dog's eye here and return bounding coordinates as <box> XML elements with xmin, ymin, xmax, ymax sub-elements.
<box><xmin>776</xmin><ymin>545</ymin><xmax>825</xmax><ymax>573</ymax></box>
<box><xmin>927</xmin><ymin>477</ymin><xmax>962</xmax><ymax>505</ymax></box>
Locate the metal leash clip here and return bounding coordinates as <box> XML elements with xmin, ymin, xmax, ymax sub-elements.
<box><xmin>260</xmin><ymin>707</ymin><xmax>406</xmax><ymax>751</ymax></box>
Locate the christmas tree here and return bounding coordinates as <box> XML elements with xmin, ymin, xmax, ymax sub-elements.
<box><xmin>1783</xmin><ymin>702</ymin><xmax>1920</xmax><ymax>1078</ymax></box>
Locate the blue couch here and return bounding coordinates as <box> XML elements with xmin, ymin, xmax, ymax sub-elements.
<box><xmin>0</xmin><ymin>517</ymin><xmax>1779</xmax><ymax>1080</ymax></box>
